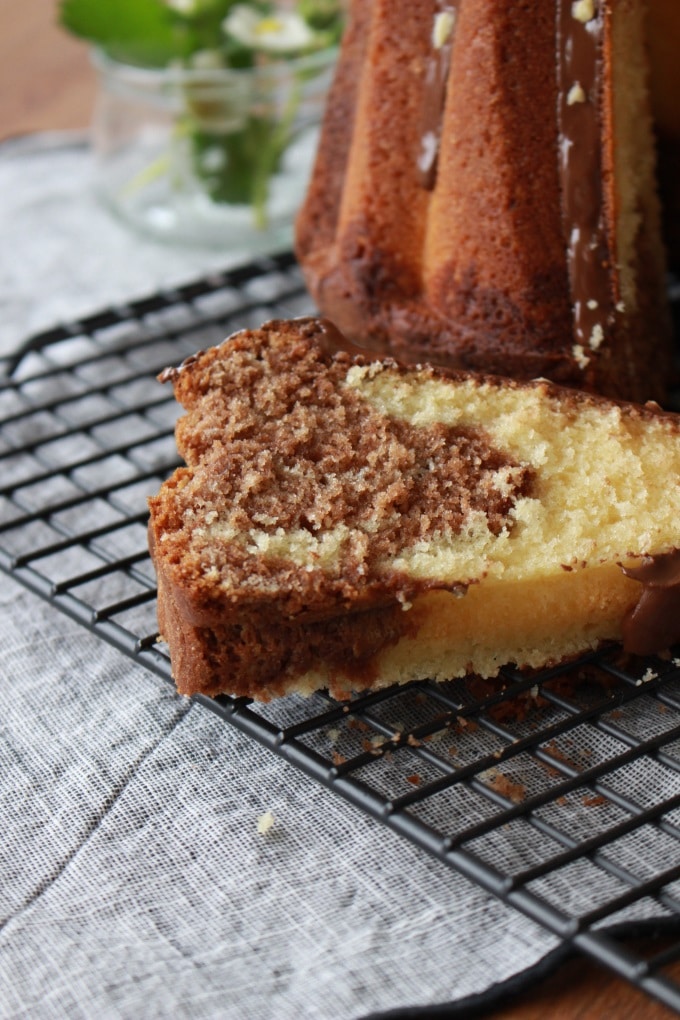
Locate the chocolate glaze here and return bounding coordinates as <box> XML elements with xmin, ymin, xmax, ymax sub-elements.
<box><xmin>315</xmin><ymin>317</ymin><xmax>380</xmax><ymax>361</ymax></box>
<box><xmin>158</xmin><ymin>350</ymin><xmax>203</xmax><ymax>384</ymax></box>
<box><xmin>556</xmin><ymin>0</ymin><xmax>613</xmax><ymax>355</ymax></box>
<box><xmin>417</xmin><ymin>3</ymin><xmax>459</xmax><ymax>190</ymax></box>
<box><xmin>621</xmin><ymin>550</ymin><xmax>680</xmax><ymax>656</ymax></box>
<box><xmin>315</xmin><ymin>317</ymin><xmax>469</xmax><ymax>379</ymax></box>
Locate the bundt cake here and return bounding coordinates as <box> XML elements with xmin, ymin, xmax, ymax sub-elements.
<box><xmin>295</xmin><ymin>0</ymin><xmax>672</xmax><ymax>404</ymax></box>
<box><xmin>148</xmin><ymin>317</ymin><xmax>680</xmax><ymax>703</ymax></box>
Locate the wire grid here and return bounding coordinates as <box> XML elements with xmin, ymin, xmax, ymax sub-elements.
<box><xmin>2</xmin><ymin>251</ymin><xmax>680</xmax><ymax>1013</ymax></box>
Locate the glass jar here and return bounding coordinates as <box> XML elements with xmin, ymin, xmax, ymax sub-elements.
<box><xmin>90</xmin><ymin>46</ymin><xmax>336</xmax><ymax>252</ymax></box>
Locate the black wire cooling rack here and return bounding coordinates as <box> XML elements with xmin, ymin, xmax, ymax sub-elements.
<box><xmin>3</xmin><ymin>250</ymin><xmax>680</xmax><ymax>1014</ymax></box>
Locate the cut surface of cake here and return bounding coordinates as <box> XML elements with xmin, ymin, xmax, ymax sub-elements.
<box><xmin>295</xmin><ymin>0</ymin><xmax>672</xmax><ymax>403</ymax></box>
<box><xmin>148</xmin><ymin>317</ymin><xmax>680</xmax><ymax>702</ymax></box>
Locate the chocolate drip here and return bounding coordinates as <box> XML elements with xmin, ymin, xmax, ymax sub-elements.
<box><xmin>314</xmin><ymin>317</ymin><xmax>468</xmax><ymax>378</ymax></box>
<box><xmin>316</xmin><ymin>317</ymin><xmax>429</xmax><ymax>370</ymax></box>
<box><xmin>315</xmin><ymin>318</ymin><xmax>377</xmax><ymax>361</ymax></box>
<box><xmin>556</xmin><ymin>0</ymin><xmax>613</xmax><ymax>356</ymax></box>
<box><xmin>417</xmin><ymin>3</ymin><xmax>459</xmax><ymax>190</ymax></box>
<box><xmin>621</xmin><ymin>550</ymin><xmax>680</xmax><ymax>656</ymax></box>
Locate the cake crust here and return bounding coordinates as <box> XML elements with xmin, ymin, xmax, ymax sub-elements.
<box><xmin>295</xmin><ymin>0</ymin><xmax>672</xmax><ymax>403</ymax></box>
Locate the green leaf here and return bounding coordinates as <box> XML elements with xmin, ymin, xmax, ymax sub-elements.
<box><xmin>58</xmin><ymin>0</ymin><xmax>191</xmax><ymax>67</ymax></box>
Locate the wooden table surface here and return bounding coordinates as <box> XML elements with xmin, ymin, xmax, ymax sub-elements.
<box><xmin>3</xmin><ymin>3</ymin><xmax>679</xmax><ymax>1018</ymax></box>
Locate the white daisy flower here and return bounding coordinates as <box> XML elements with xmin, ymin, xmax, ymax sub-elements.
<box><xmin>165</xmin><ymin>0</ymin><xmax>199</xmax><ymax>13</ymax></box>
<box><xmin>222</xmin><ymin>5</ymin><xmax>315</xmax><ymax>53</ymax></box>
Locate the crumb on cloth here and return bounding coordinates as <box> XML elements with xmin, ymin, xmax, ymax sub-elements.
<box><xmin>257</xmin><ymin>810</ymin><xmax>275</xmax><ymax>835</ymax></box>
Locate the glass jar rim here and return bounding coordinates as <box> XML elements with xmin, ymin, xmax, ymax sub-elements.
<box><xmin>90</xmin><ymin>44</ymin><xmax>338</xmax><ymax>86</ymax></box>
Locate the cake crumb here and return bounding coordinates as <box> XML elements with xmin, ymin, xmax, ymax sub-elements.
<box><xmin>482</xmin><ymin>768</ymin><xmax>525</xmax><ymax>803</ymax></box>
<box><xmin>426</xmin><ymin>727</ymin><xmax>449</xmax><ymax>742</ymax></box>
<box><xmin>257</xmin><ymin>811</ymin><xmax>275</xmax><ymax>835</ymax></box>
<box><xmin>432</xmin><ymin>10</ymin><xmax>455</xmax><ymax>48</ymax></box>
<box><xmin>572</xmin><ymin>0</ymin><xmax>596</xmax><ymax>23</ymax></box>
<box><xmin>572</xmin><ymin>344</ymin><xmax>590</xmax><ymax>369</ymax></box>
<box><xmin>567</xmin><ymin>82</ymin><xmax>586</xmax><ymax>105</ymax></box>
<box><xmin>589</xmin><ymin>324</ymin><xmax>604</xmax><ymax>351</ymax></box>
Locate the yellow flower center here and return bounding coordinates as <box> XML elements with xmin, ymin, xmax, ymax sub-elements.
<box><xmin>255</xmin><ymin>17</ymin><xmax>283</xmax><ymax>36</ymax></box>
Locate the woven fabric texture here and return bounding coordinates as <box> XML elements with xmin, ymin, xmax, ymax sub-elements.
<box><xmin>0</xmin><ymin>133</ymin><xmax>677</xmax><ymax>1020</ymax></box>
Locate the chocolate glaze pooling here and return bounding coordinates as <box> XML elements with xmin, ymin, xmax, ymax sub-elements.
<box><xmin>622</xmin><ymin>550</ymin><xmax>680</xmax><ymax>656</ymax></box>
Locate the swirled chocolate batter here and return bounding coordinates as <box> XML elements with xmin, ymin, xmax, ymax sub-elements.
<box><xmin>162</xmin><ymin>317</ymin><xmax>534</xmax><ymax>621</ymax></box>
